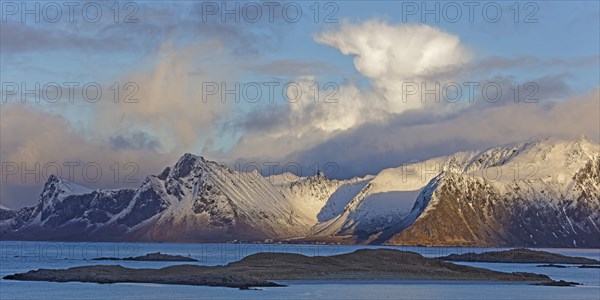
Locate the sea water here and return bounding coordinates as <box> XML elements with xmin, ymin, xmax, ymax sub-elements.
<box><xmin>0</xmin><ymin>241</ymin><xmax>598</xmax><ymax>300</ymax></box>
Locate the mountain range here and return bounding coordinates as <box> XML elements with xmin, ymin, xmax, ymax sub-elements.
<box><xmin>1</xmin><ymin>137</ymin><xmax>599</xmax><ymax>247</ymax></box>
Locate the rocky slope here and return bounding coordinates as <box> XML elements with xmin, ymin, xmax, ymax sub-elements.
<box><xmin>1</xmin><ymin>137</ymin><xmax>598</xmax><ymax>247</ymax></box>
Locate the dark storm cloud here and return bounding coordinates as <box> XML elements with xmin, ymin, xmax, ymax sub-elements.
<box><xmin>110</xmin><ymin>131</ymin><xmax>162</xmax><ymax>152</ymax></box>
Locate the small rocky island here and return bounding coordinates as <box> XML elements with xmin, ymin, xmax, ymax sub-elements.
<box><xmin>532</xmin><ymin>280</ymin><xmax>581</xmax><ymax>287</ymax></box>
<box><xmin>537</xmin><ymin>264</ymin><xmax>600</xmax><ymax>269</ymax></box>
<box><xmin>438</xmin><ymin>249</ymin><xmax>600</xmax><ymax>264</ymax></box>
<box><xmin>4</xmin><ymin>249</ymin><xmax>565</xmax><ymax>289</ymax></box>
<box><xmin>92</xmin><ymin>252</ymin><xmax>197</xmax><ymax>262</ymax></box>
<box><xmin>536</xmin><ymin>264</ymin><xmax>568</xmax><ymax>268</ymax></box>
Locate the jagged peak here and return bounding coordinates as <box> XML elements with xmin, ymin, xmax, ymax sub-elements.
<box><xmin>35</xmin><ymin>175</ymin><xmax>94</xmax><ymax>214</ymax></box>
<box><xmin>573</xmin><ymin>134</ymin><xmax>591</xmax><ymax>143</ymax></box>
<box><xmin>42</xmin><ymin>175</ymin><xmax>92</xmax><ymax>195</ymax></box>
<box><xmin>563</xmin><ymin>134</ymin><xmax>598</xmax><ymax>144</ymax></box>
<box><xmin>180</xmin><ymin>152</ymin><xmax>204</xmax><ymax>160</ymax></box>
<box><xmin>176</xmin><ymin>152</ymin><xmax>207</xmax><ymax>166</ymax></box>
<box><xmin>464</xmin><ymin>136</ymin><xmax>598</xmax><ymax>171</ymax></box>
<box><xmin>563</xmin><ymin>135</ymin><xmax>599</xmax><ymax>149</ymax></box>
<box><xmin>46</xmin><ymin>174</ymin><xmax>61</xmax><ymax>184</ymax></box>
<box><xmin>171</xmin><ymin>153</ymin><xmax>210</xmax><ymax>178</ymax></box>
<box><xmin>156</xmin><ymin>166</ymin><xmax>171</xmax><ymax>180</ymax></box>
<box><xmin>300</xmin><ymin>170</ymin><xmax>336</xmax><ymax>184</ymax></box>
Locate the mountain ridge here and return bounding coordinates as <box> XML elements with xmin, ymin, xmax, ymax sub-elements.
<box><xmin>1</xmin><ymin>136</ymin><xmax>598</xmax><ymax>247</ymax></box>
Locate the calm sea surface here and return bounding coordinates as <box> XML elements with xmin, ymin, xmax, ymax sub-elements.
<box><xmin>0</xmin><ymin>241</ymin><xmax>598</xmax><ymax>299</ymax></box>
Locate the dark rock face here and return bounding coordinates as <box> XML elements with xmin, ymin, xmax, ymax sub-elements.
<box><xmin>173</xmin><ymin>153</ymin><xmax>204</xmax><ymax>178</ymax></box>
<box><xmin>41</xmin><ymin>189</ymin><xmax>135</xmax><ymax>227</ymax></box>
<box><xmin>41</xmin><ymin>194</ymin><xmax>92</xmax><ymax>227</ymax></box>
<box><xmin>0</xmin><ymin>208</ymin><xmax>16</xmax><ymax>221</ymax></box>
<box><xmin>95</xmin><ymin>190</ymin><xmax>136</xmax><ymax>216</ymax></box>
<box><xmin>1</xmin><ymin>207</ymin><xmax>35</xmax><ymax>230</ymax></box>
<box><xmin>0</xmin><ymin>175</ymin><xmax>137</xmax><ymax>240</ymax></box>
<box><xmin>117</xmin><ymin>186</ymin><xmax>167</xmax><ymax>228</ymax></box>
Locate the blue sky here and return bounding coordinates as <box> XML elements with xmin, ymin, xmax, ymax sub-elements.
<box><xmin>1</xmin><ymin>1</ymin><xmax>599</xmax><ymax>208</ymax></box>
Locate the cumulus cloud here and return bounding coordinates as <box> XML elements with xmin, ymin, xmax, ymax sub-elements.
<box><xmin>214</xmin><ymin>20</ymin><xmax>472</xmax><ymax>161</ymax></box>
<box><xmin>315</xmin><ymin>20</ymin><xmax>471</xmax><ymax>113</ymax></box>
<box><xmin>315</xmin><ymin>21</ymin><xmax>469</xmax><ymax>80</ymax></box>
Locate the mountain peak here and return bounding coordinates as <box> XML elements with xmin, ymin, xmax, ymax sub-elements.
<box><xmin>46</xmin><ymin>174</ymin><xmax>61</xmax><ymax>184</ymax></box>
<box><xmin>42</xmin><ymin>175</ymin><xmax>91</xmax><ymax>196</ymax></box>
<box><xmin>573</xmin><ymin>134</ymin><xmax>591</xmax><ymax>142</ymax></box>
<box><xmin>172</xmin><ymin>153</ymin><xmax>210</xmax><ymax>178</ymax></box>
<box><xmin>180</xmin><ymin>152</ymin><xmax>203</xmax><ymax>160</ymax></box>
<box><xmin>567</xmin><ymin>134</ymin><xmax>597</xmax><ymax>147</ymax></box>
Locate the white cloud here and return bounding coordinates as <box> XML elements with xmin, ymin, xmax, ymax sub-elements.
<box><xmin>216</xmin><ymin>20</ymin><xmax>472</xmax><ymax>161</ymax></box>
<box><xmin>315</xmin><ymin>20</ymin><xmax>471</xmax><ymax>113</ymax></box>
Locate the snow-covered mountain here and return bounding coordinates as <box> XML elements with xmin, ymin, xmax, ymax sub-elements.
<box><xmin>1</xmin><ymin>137</ymin><xmax>598</xmax><ymax>247</ymax></box>
<box><xmin>385</xmin><ymin>136</ymin><xmax>600</xmax><ymax>247</ymax></box>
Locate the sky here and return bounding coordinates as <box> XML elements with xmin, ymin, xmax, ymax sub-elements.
<box><xmin>1</xmin><ymin>1</ymin><xmax>599</xmax><ymax>208</ymax></box>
